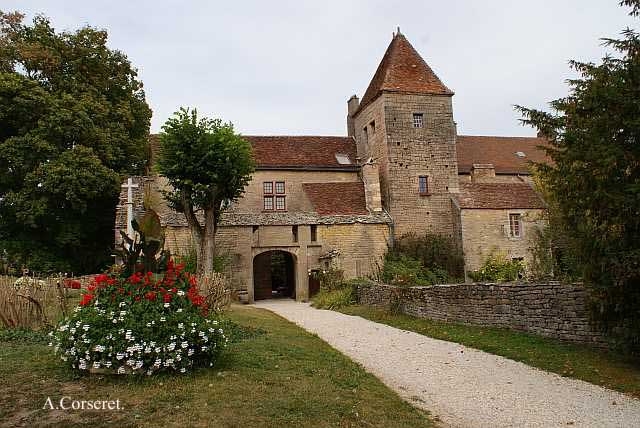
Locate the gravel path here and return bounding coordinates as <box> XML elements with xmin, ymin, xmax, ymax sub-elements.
<box><xmin>254</xmin><ymin>300</ymin><xmax>640</xmax><ymax>427</ymax></box>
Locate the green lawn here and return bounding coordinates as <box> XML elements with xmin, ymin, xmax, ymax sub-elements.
<box><xmin>338</xmin><ymin>305</ymin><xmax>640</xmax><ymax>398</ymax></box>
<box><xmin>0</xmin><ymin>305</ymin><xmax>433</xmax><ymax>428</ymax></box>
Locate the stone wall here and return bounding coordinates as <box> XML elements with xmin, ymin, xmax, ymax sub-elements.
<box><xmin>357</xmin><ymin>282</ymin><xmax>609</xmax><ymax>347</ymax></box>
<box><xmin>456</xmin><ymin>207</ymin><xmax>546</xmax><ymax>274</ymax></box>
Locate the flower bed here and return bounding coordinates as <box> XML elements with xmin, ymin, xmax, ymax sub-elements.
<box><xmin>50</xmin><ymin>260</ymin><xmax>227</xmax><ymax>375</ymax></box>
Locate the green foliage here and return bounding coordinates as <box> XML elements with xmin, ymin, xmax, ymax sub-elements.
<box><xmin>0</xmin><ymin>12</ymin><xmax>152</xmax><ymax>274</ymax></box>
<box><xmin>394</xmin><ymin>233</ymin><xmax>465</xmax><ymax>280</ymax></box>
<box><xmin>311</xmin><ymin>287</ymin><xmax>355</xmax><ymax>310</ymax></box>
<box><xmin>49</xmin><ymin>263</ymin><xmax>226</xmax><ymax>375</ymax></box>
<box><xmin>468</xmin><ymin>253</ymin><xmax>524</xmax><ymax>283</ymax></box>
<box><xmin>382</xmin><ymin>253</ymin><xmax>436</xmax><ymax>286</ymax></box>
<box><xmin>0</xmin><ymin>328</ymin><xmax>49</xmax><ymax>344</ymax></box>
<box><xmin>115</xmin><ymin>210</ymin><xmax>170</xmax><ymax>277</ymax></box>
<box><xmin>156</xmin><ymin>108</ymin><xmax>254</xmax><ymax>274</ymax></box>
<box><xmin>516</xmin><ymin>1</ymin><xmax>640</xmax><ymax>352</ymax></box>
<box><xmin>311</xmin><ymin>266</ymin><xmax>345</xmax><ymax>291</ymax></box>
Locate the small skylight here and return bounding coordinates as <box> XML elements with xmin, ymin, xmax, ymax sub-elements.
<box><xmin>335</xmin><ymin>153</ymin><xmax>352</xmax><ymax>165</ymax></box>
<box><xmin>515</xmin><ymin>151</ymin><xmax>526</xmax><ymax>158</ymax></box>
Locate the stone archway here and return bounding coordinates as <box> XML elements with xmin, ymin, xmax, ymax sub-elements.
<box><xmin>252</xmin><ymin>250</ymin><xmax>296</xmax><ymax>300</ymax></box>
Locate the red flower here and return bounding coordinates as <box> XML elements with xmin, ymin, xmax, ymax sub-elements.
<box><xmin>94</xmin><ymin>274</ymin><xmax>109</xmax><ymax>284</ymax></box>
<box><xmin>163</xmin><ymin>293</ymin><xmax>172</xmax><ymax>303</ymax></box>
<box><xmin>128</xmin><ymin>272</ymin><xmax>142</xmax><ymax>284</ymax></box>
<box><xmin>145</xmin><ymin>291</ymin><xmax>157</xmax><ymax>301</ymax></box>
<box><xmin>79</xmin><ymin>293</ymin><xmax>94</xmax><ymax>306</ymax></box>
<box><xmin>134</xmin><ymin>295</ymin><xmax>141</xmax><ymax>302</ymax></box>
<box><xmin>87</xmin><ymin>284</ymin><xmax>96</xmax><ymax>292</ymax></box>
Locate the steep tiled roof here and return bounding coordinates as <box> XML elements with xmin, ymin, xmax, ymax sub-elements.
<box><xmin>302</xmin><ymin>182</ymin><xmax>369</xmax><ymax>215</ymax></box>
<box><xmin>453</xmin><ymin>183</ymin><xmax>546</xmax><ymax>210</ymax></box>
<box><xmin>244</xmin><ymin>136</ymin><xmax>358</xmax><ymax>170</ymax></box>
<box><xmin>358</xmin><ymin>32</ymin><xmax>453</xmax><ymax>113</ymax></box>
<box><xmin>456</xmin><ymin>135</ymin><xmax>551</xmax><ymax>175</ymax></box>
<box><xmin>149</xmin><ymin>134</ymin><xmax>357</xmax><ymax>170</ymax></box>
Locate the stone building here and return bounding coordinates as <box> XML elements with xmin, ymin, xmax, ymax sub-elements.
<box><xmin>116</xmin><ymin>30</ymin><xmax>548</xmax><ymax>301</ymax></box>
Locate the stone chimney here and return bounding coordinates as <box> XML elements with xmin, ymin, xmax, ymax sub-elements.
<box><xmin>470</xmin><ymin>164</ymin><xmax>496</xmax><ymax>183</ymax></box>
<box><xmin>361</xmin><ymin>161</ymin><xmax>383</xmax><ymax>212</ymax></box>
<box><xmin>347</xmin><ymin>95</ymin><xmax>360</xmax><ymax>137</ymax></box>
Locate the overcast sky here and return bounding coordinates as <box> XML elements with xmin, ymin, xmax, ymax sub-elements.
<box><xmin>7</xmin><ymin>1</ymin><xmax>638</xmax><ymax>137</ymax></box>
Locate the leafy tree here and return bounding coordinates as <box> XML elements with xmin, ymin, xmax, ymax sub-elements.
<box><xmin>517</xmin><ymin>1</ymin><xmax>640</xmax><ymax>352</ymax></box>
<box><xmin>0</xmin><ymin>12</ymin><xmax>152</xmax><ymax>273</ymax></box>
<box><xmin>157</xmin><ymin>108</ymin><xmax>255</xmax><ymax>274</ymax></box>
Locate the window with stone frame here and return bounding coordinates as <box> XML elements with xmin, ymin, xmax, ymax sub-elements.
<box><xmin>509</xmin><ymin>213</ymin><xmax>522</xmax><ymax>238</ymax></box>
<box><xmin>263</xmin><ymin>181</ymin><xmax>286</xmax><ymax>211</ymax></box>
<box><xmin>413</xmin><ymin>113</ymin><xmax>424</xmax><ymax>128</ymax></box>
<box><xmin>418</xmin><ymin>175</ymin><xmax>429</xmax><ymax>195</ymax></box>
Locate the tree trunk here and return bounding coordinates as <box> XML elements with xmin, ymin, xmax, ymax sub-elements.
<box><xmin>181</xmin><ymin>192</ymin><xmax>204</xmax><ymax>274</ymax></box>
<box><xmin>201</xmin><ymin>207</ymin><xmax>217</xmax><ymax>275</ymax></box>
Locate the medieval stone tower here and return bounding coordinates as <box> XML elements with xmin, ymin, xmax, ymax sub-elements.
<box><xmin>347</xmin><ymin>30</ymin><xmax>459</xmax><ymax>238</ymax></box>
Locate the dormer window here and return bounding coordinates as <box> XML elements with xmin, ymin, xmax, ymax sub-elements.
<box><xmin>335</xmin><ymin>153</ymin><xmax>352</xmax><ymax>165</ymax></box>
<box><xmin>413</xmin><ymin>113</ymin><xmax>424</xmax><ymax>128</ymax></box>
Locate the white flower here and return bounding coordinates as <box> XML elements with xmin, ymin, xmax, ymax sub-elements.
<box><xmin>187</xmin><ymin>349</ymin><xmax>194</xmax><ymax>356</ymax></box>
<box><xmin>181</xmin><ymin>342</ymin><xmax>188</xmax><ymax>349</ymax></box>
<box><xmin>149</xmin><ymin>341</ymin><xmax>156</xmax><ymax>347</ymax></box>
<box><xmin>147</xmin><ymin>370</ymin><xmax>153</xmax><ymax>376</ymax></box>
<box><xmin>112</xmin><ymin>319</ymin><xmax>117</xmax><ymax>324</ymax></box>
<box><xmin>116</xmin><ymin>352</ymin><xmax>125</xmax><ymax>360</ymax></box>
<box><xmin>180</xmin><ymin>367</ymin><xmax>186</xmax><ymax>373</ymax></box>
<box><xmin>92</xmin><ymin>361</ymin><xmax>101</xmax><ymax>369</ymax></box>
<box><xmin>201</xmin><ymin>346</ymin><xmax>208</xmax><ymax>351</ymax></box>
<box><xmin>105</xmin><ymin>362</ymin><xmax>112</xmax><ymax>368</ymax></box>
<box><xmin>177</xmin><ymin>290</ymin><xmax>185</xmax><ymax>296</ymax></box>
<box><xmin>168</xmin><ymin>343</ymin><xmax>176</xmax><ymax>351</ymax></box>
<box><xmin>119</xmin><ymin>302</ymin><xmax>126</xmax><ymax>308</ymax></box>
<box><xmin>146</xmin><ymin>322</ymin><xmax>152</xmax><ymax>327</ymax></box>
<box><xmin>160</xmin><ymin>317</ymin><xmax>166</xmax><ymax>322</ymax></box>
<box><xmin>177</xmin><ymin>308</ymin><xmax>183</xmax><ymax>313</ymax></box>
<box><xmin>117</xmin><ymin>367</ymin><xmax>126</xmax><ymax>374</ymax></box>
<box><xmin>178</xmin><ymin>323</ymin><xmax>184</xmax><ymax>329</ymax></box>
<box><xmin>94</xmin><ymin>345</ymin><xmax>105</xmax><ymax>352</ymax></box>
<box><xmin>164</xmin><ymin>303</ymin><xmax>170</xmax><ymax>308</ymax></box>
<box><xmin>82</xmin><ymin>324</ymin><xmax>90</xmax><ymax>331</ymax></box>
<box><xmin>70</xmin><ymin>327</ymin><xmax>76</xmax><ymax>334</ymax></box>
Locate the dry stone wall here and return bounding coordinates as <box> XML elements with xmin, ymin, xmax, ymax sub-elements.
<box><xmin>357</xmin><ymin>282</ymin><xmax>609</xmax><ymax>348</ymax></box>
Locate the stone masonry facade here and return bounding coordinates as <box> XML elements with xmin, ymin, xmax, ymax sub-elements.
<box><xmin>357</xmin><ymin>283</ymin><xmax>609</xmax><ymax>348</ymax></box>
<box><xmin>116</xmin><ymin>29</ymin><xmax>551</xmax><ymax>302</ymax></box>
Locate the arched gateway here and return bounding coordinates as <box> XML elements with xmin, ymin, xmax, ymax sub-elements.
<box><xmin>252</xmin><ymin>250</ymin><xmax>296</xmax><ymax>300</ymax></box>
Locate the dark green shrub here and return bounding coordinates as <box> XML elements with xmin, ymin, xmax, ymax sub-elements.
<box><xmin>311</xmin><ymin>287</ymin><xmax>355</xmax><ymax>310</ymax></box>
<box><xmin>468</xmin><ymin>253</ymin><xmax>524</xmax><ymax>282</ymax></box>
<box><xmin>394</xmin><ymin>233</ymin><xmax>464</xmax><ymax>280</ymax></box>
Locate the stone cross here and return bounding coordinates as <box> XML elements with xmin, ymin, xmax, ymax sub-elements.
<box><xmin>121</xmin><ymin>177</ymin><xmax>139</xmax><ymax>241</ymax></box>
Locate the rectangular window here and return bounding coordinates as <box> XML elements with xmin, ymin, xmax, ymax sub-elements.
<box><xmin>413</xmin><ymin>113</ymin><xmax>424</xmax><ymax>128</ymax></box>
<box><xmin>275</xmin><ymin>181</ymin><xmax>285</xmax><ymax>194</ymax></box>
<box><xmin>509</xmin><ymin>213</ymin><xmax>522</xmax><ymax>238</ymax></box>
<box><xmin>263</xmin><ymin>182</ymin><xmax>273</xmax><ymax>195</ymax></box>
<box><xmin>292</xmin><ymin>225</ymin><xmax>298</xmax><ymax>243</ymax></box>
<box><xmin>370</xmin><ymin>120</ymin><xmax>376</xmax><ymax>134</ymax></box>
<box><xmin>418</xmin><ymin>175</ymin><xmax>429</xmax><ymax>195</ymax></box>
<box><xmin>363</xmin><ymin>126</ymin><xmax>368</xmax><ymax>145</ymax></box>
<box><xmin>310</xmin><ymin>225</ymin><xmax>317</xmax><ymax>242</ymax></box>
<box><xmin>275</xmin><ymin>195</ymin><xmax>286</xmax><ymax>211</ymax></box>
<box><xmin>263</xmin><ymin>196</ymin><xmax>274</xmax><ymax>211</ymax></box>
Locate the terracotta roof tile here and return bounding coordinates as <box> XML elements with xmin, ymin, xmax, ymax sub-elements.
<box><xmin>457</xmin><ymin>135</ymin><xmax>551</xmax><ymax>175</ymax></box>
<box><xmin>453</xmin><ymin>183</ymin><xmax>546</xmax><ymax>210</ymax></box>
<box><xmin>150</xmin><ymin>134</ymin><xmax>357</xmax><ymax>170</ymax></box>
<box><xmin>359</xmin><ymin>32</ymin><xmax>453</xmax><ymax>113</ymax></box>
<box><xmin>245</xmin><ymin>136</ymin><xmax>357</xmax><ymax>169</ymax></box>
<box><xmin>302</xmin><ymin>182</ymin><xmax>369</xmax><ymax>215</ymax></box>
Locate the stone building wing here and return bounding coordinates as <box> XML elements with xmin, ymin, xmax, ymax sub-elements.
<box><xmin>244</xmin><ymin>136</ymin><xmax>357</xmax><ymax>170</ymax></box>
<box><xmin>358</xmin><ymin>31</ymin><xmax>453</xmax><ymax>113</ymax></box>
<box><xmin>457</xmin><ymin>135</ymin><xmax>550</xmax><ymax>175</ymax></box>
<box><xmin>302</xmin><ymin>182</ymin><xmax>369</xmax><ymax>215</ymax></box>
<box><xmin>453</xmin><ymin>183</ymin><xmax>546</xmax><ymax>210</ymax></box>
